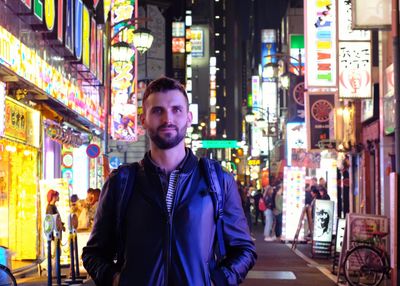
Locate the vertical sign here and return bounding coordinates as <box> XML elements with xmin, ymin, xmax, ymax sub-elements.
<box><xmin>110</xmin><ymin>0</ymin><xmax>138</xmax><ymax>142</ymax></box>
<box><xmin>337</xmin><ymin>0</ymin><xmax>372</xmax><ymax>99</ymax></box>
<box><xmin>0</xmin><ymin>82</ymin><xmax>5</xmax><ymax>136</ymax></box>
<box><xmin>283</xmin><ymin>166</ymin><xmax>306</xmax><ymax>241</ymax></box>
<box><xmin>305</xmin><ymin>0</ymin><xmax>337</xmax><ymax>87</ymax></box>
<box><xmin>306</xmin><ymin>93</ymin><xmax>335</xmax><ymax>150</ymax></box>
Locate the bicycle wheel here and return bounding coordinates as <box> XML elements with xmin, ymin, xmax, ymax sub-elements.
<box><xmin>343</xmin><ymin>245</ymin><xmax>385</xmax><ymax>286</ymax></box>
<box><xmin>0</xmin><ymin>265</ymin><xmax>16</xmax><ymax>286</ymax></box>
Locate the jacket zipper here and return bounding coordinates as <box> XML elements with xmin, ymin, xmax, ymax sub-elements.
<box><xmin>164</xmin><ymin>173</ymin><xmax>180</xmax><ymax>286</ymax></box>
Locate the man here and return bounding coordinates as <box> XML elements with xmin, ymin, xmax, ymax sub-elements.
<box><xmin>82</xmin><ymin>77</ymin><xmax>256</xmax><ymax>286</ymax></box>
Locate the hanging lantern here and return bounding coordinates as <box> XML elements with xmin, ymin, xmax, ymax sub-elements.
<box><xmin>111</xmin><ymin>41</ymin><xmax>134</xmax><ymax>62</ymax></box>
<box><xmin>133</xmin><ymin>28</ymin><xmax>154</xmax><ymax>54</ymax></box>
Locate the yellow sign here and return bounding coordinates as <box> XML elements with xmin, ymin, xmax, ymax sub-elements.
<box><xmin>248</xmin><ymin>159</ymin><xmax>261</xmax><ymax>166</ymax></box>
<box><xmin>5</xmin><ymin>98</ymin><xmax>27</xmax><ymax>142</ymax></box>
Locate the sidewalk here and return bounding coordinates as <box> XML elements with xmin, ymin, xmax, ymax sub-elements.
<box><xmin>243</xmin><ymin>223</ymin><xmax>337</xmax><ymax>286</ymax></box>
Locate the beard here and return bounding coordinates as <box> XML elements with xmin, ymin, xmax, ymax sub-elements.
<box><xmin>148</xmin><ymin>123</ymin><xmax>187</xmax><ymax>150</ymax></box>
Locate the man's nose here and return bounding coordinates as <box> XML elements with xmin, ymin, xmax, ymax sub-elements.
<box><xmin>162</xmin><ymin>111</ymin><xmax>173</xmax><ymax>124</ymax></box>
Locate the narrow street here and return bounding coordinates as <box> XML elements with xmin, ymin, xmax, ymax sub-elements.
<box><xmin>17</xmin><ymin>224</ymin><xmax>339</xmax><ymax>286</ymax></box>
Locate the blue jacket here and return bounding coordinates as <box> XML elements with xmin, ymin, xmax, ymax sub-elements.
<box><xmin>82</xmin><ymin>150</ymin><xmax>256</xmax><ymax>286</ymax></box>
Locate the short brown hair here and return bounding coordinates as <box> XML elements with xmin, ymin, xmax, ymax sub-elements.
<box><xmin>142</xmin><ymin>77</ymin><xmax>188</xmax><ymax>110</ymax></box>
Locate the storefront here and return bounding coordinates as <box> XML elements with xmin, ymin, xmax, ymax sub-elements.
<box><xmin>0</xmin><ymin>93</ymin><xmax>41</xmax><ymax>261</ymax></box>
<box><xmin>0</xmin><ymin>0</ymin><xmax>106</xmax><ymax>267</ymax></box>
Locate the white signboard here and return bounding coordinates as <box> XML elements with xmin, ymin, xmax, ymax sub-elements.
<box><xmin>339</xmin><ymin>41</ymin><xmax>372</xmax><ymax>99</ymax></box>
<box><xmin>305</xmin><ymin>0</ymin><xmax>337</xmax><ymax>87</ymax></box>
<box><xmin>313</xmin><ymin>199</ymin><xmax>335</xmax><ymax>242</ymax></box>
<box><xmin>283</xmin><ymin>167</ymin><xmax>306</xmax><ymax>240</ymax></box>
<box><xmin>352</xmin><ymin>0</ymin><xmax>391</xmax><ymax>29</ymax></box>
<box><xmin>338</xmin><ymin>0</ymin><xmax>370</xmax><ymax>41</ymax></box>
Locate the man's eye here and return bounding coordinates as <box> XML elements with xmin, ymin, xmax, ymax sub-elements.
<box><xmin>152</xmin><ymin>108</ymin><xmax>162</xmax><ymax>114</ymax></box>
<box><xmin>173</xmin><ymin>107</ymin><xmax>182</xmax><ymax>113</ymax></box>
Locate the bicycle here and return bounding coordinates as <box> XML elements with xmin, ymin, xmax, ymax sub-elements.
<box><xmin>342</xmin><ymin>231</ymin><xmax>391</xmax><ymax>286</ymax></box>
<box><xmin>0</xmin><ymin>264</ymin><xmax>17</xmax><ymax>286</ymax></box>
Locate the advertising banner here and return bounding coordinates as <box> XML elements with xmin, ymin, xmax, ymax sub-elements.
<box><xmin>286</xmin><ymin>122</ymin><xmax>307</xmax><ymax>166</ymax></box>
<box><xmin>346</xmin><ymin>213</ymin><xmax>389</xmax><ymax>248</ymax></box>
<box><xmin>306</xmin><ymin>93</ymin><xmax>335</xmax><ymax>150</ymax></box>
<box><xmin>291</xmin><ymin>148</ymin><xmax>321</xmax><ymax>169</ymax></box>
<box><xmin>338</xmin><ymin>41</ymin><xmax>372</xmax><ymax>99</ymax></box>
<box><xmin>283</xmin><ymin>167</ymin><xmax>306</xmax><ymax>241</ymax></box>
<box><xmin>287</xmin><ymin>75</ymin><xmax>305</xmax><ymax>122</ymax></box>
<box><xmin>305</xmin><ymin>0</ymin><xmax>337</xmax><ymax>87</ymax></box>
<box><xmin>312</xmin><ymin>199</ymin><xmax>335</xmax><ymax>256</ymax></box>
<box><xmin>313</xmin><ymin>200</ymin><xmax>335</xmax><ymax>242</ymax></box>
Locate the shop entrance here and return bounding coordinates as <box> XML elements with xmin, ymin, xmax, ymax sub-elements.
<box><xmin>0</xmin><ymin>138</ymin><xmax>38</xmax><ymax>260</ymax></box>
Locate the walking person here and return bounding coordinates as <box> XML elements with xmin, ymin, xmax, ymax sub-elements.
<box><xmin>82</xmin><ymin>76</ymin><xmax>256</xmax><ymax>286</ymax></box>
<box><xmin>262</xmin><ymin>186</ymin><xmax>275</xmax><ymax>241</ymax></box>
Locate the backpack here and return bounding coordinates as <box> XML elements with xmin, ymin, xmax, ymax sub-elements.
<box><xmin>114</xmin><ymin>157</ymin><xmax>226</xmax><ymax>263</ymax></box>
<box><xmin>258</xmin><ymin>197</ymin><xmax>267</xmax><ymax>212</ymax></box>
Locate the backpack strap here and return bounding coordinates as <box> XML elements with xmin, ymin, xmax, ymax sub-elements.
<box><xmin>200</xmin><ymin>158</ymin><xmax>226</xmax><ymax>263</ymax></box>
<box><xmin>115</xmin><ymin>162</ymin><xmax>139</xmax><ymax>265</ymax></box>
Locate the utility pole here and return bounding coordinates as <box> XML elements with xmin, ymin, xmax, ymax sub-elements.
<box><xmin>392</xmin><ymin>0</ymin><xmax>400</xmax><ymax>285</ymax></box>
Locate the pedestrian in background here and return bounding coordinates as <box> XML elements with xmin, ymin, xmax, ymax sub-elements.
<box><xmin>253</xmin><ymin>185</ymin><xmax>265</xmax><ymax>226</ymax></box>
<box><xmin>263</xmin><ymin>186</ymin><xmax>275</xmax><ymax>241</ymax></box>
<box><xmin>82</xmin><ymin>76</ymin><xmax>256</xmax><ymax>286</ymax></box>
<box><xmin>273</xmin><ymin>185</ymin><xmax>283</xmax><ymax>242</ymax></box>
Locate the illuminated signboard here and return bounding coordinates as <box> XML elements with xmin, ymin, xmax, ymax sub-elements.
<box><xmin>251</xmin><ymin>76</ymin><xmax>261</xmax><ymax>110</ymax></box>
<box><xmin>286</xmin><ymin>122</ymin><xmax>307</xmax><ymax>166</ymax></box>
<box><xmin>172</xmin><ymin>38</ymin><xmax>186</xmax><ymax>54</ymax></box>
<box><xmin>283</xmin><ymin>166</ymin><xmax>306</xmax><ymax>241</ymax></box>
<box><xmin>337</xmin><ymin>0</ymin><xmax>371</xmax><ymax>99</ymax></box>
<box><xmin>289</xmin><ymin>34</ymin><xmax>305</xmax><ymax>75</ymax></box>
<box><xmin>110</xmin><ymin>0</ymin><xmax>138</xmax><ymax>142</ymax></box>
<box><xmin>0</xmin><ymin>26</ymin><xmax>103</xmax><ymax>129</ymax></box>
<box><xmin>0</xmin><ymin>82</ymin><xmax>5</xmax><ymax>136</ymax></box>
<box><xmin>5</xmin><ymin>98</ymin><xmax>27</xmax><ymax>142</ymax></box>
<box><xmin>209</xmin><ymin>57</ymin><xmax>217</xmax><ymax>137</ymax></box>
<box><xmin>338</xmin><ymin>0</ymin><xmax>370</xmax><ymax>41</ymax></box>
<box><xmin>305</xmin><ymin>0</ymin><xmax>337</xmax><ymax>87</ymax></box>
<box><xmin>201</xmin><ymin>140</ymin><xmax>238</xmax><ymax>149</ymax></box>
<box><xmin>339</xmin><ymin>42</ymin><xmax>371</xmax><ymax>99</ymax></box>
<box><xmin>248</xmin><ymin>159</ymin><xmax>261</xmax><ymax>166</ymax></box>
<box><xmin>191</xmin><ymin>29</ymin><xmax>204</xmax><ymax>57</ymax></box>
<box><xmin>172</xmin><ymin>22</ymin><xmax>185</xmax><ymax>37</ymax></box>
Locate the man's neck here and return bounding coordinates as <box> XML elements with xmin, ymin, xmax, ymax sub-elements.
<box><xmin>150</xmin><ymin>144</ymin><xmax>186</xmax><ymax>173</ymax></box>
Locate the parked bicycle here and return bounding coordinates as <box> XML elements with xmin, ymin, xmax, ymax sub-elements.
<box><xmin>0</xmin><ymin>264</ymin><xmax>16</xmax><ymax>286</ymax></box>
<box><xmin>0</xmin><ymin>246</ymin><xmax>16</xmax><ymax>286</ymax></box>
<box><xmin>342</xmin><ymin>231</ymin><xmax>390</xmax><ymax>286</ymax></box>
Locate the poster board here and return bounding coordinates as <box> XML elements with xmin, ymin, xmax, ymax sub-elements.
<box><xmin>312</xmin><ymin>199</ymin><xmax>335</xmax><ymax>257</ymax></box>
<box><xmin>336</xmin><ymin>213</ymin><xmax>389</xmax><ymax>283</ymax></box>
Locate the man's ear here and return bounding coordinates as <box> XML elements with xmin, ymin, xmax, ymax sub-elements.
<box><xmin>187</xmin><ymin>111</ymin><xmax>193</xmax><ymax>127</ymax></box>
<box><xmin>140</xmin><ymin>113</ymin><xmax>146</xmax><ymax>128</ymax></box>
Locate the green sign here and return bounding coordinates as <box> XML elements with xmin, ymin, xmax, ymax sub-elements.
<box><xmin>201</xmin><ymin>140</ymin><xmax>238</xmax><ymax>149</ymax></box>
<box><xmin>290</xmin><ymin>34</ymin><xmax>304</xmax><ymax>49</ymax></box>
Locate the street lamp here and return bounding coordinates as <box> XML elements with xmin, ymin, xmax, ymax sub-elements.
<box><xmin>104</xmin><ymin>10</ymin><xmax>154</xmax><ymax>155</ymax></box>
<box><xmin>245</xmin><ymin>106</ymin><xmax>273</xmax><ymax>185</ymax></box>
<box><xmin>263</xmin><ymin>52</ymin><xmax>302</xmax><ymax>78</ymax></box>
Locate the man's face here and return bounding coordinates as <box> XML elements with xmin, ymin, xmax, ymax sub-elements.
<box><xmin>141</xmin><ymin>90</ymin><xmax>192</xmax><ymax>150</ymax></box>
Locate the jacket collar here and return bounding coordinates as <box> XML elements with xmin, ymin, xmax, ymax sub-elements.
<box><xmin>143</xmin><ymin>148</ymin><xmax>198</xmax><ymax>175</ymax></box>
